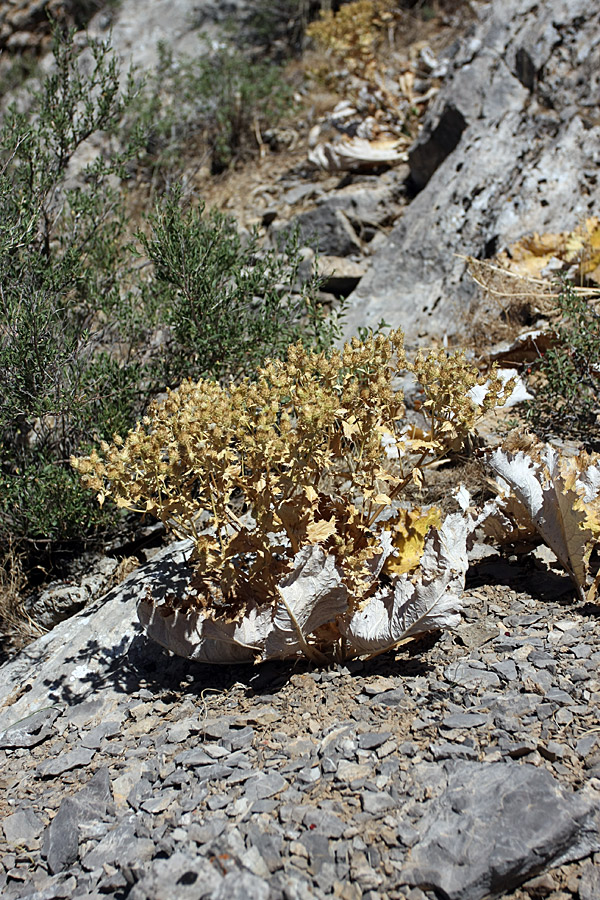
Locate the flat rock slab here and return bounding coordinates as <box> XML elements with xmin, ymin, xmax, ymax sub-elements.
<box><xmin>0</xmin><ymin>540</ymin><xmax>193</xmax><ymax>734</ymax></box>
<box><xmin>400</xmin><ymin>760</ymin><xmax>600</xmax><ymax>900</ymax></box>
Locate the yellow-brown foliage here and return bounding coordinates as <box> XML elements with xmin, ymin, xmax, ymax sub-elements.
<box><xmin>73</xmin><ymin>330</ymin><xmax>508</xmax><ymax>617</ymax></box>
<box><xmin>306</xmin><ymin>0</ymin><xmax>398</xmax><ymax>80</ymax></box>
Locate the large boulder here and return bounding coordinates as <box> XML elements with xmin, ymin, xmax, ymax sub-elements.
<box><xmin>342</xmin><ymin>0</ymin><xmax>600</xmax><ymax>344</ymax></box>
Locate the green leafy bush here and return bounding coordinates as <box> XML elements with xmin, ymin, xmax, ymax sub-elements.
<box><xmin>524</xmin><ymin>285</ymin><xmax>600</xmax><ymax>449</ymax></box>
<box><xmin>0</xmin><ymin>25</ymin><xmax>142</xmax><ymax>550</ymax></box>
<box><xmin>137</xmin><ymin>188</ymin><xmax>341</xmax><ymax>385</ymax></box>
<box><xmin>0</xmin><ymin>26</ymin><xmax>340</xmax><ymax>567</ymax></box>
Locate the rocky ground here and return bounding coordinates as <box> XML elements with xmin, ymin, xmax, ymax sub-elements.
<box><xmin>1</xmin><ymin>0</ymin><xmax>600</xmax><ymax>897</ymax></box>
<box><xmin>1</xmin><ymin>539</ymin><xmax>600</xmax><ymax>900</ymax></box>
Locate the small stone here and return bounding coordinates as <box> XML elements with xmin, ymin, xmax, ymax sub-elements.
<box><xmin>303</xmin><ymin>810</ymin><xmax>346</xmax><ymax>838</ymax></box>
<box><xmin>368</xmin><ymin>689</ymin><xmax>407</xmax><ymax>707</ymax></box>
<box><xmin>229</xmin><ymin>726</ymin><xmax>254</xmax><ymax>750</ymax></box>
<box><xmin>579</xmin><ymin>860</ymin><xmax>600</xmax><ymax>900</ymax></box>
<box><xmin>140</xmin><ymin>790</ymin><xmax>176</xmax><ymax>814</ymax></box>
<box><xmin>441</xmin><ymin>713</ymin><xmax>488</xmax><ymax>730</ymax></box>
<box><xmin>335</xmin><ymin>761</ymin><xmax>372</xmax><ymax>783</ymax></box>
<box><xmin>377</xmin><ymin>740</ymin><xmax>397</xmax><ymax>759</ymax></box>
<box><xmin>203</xmin><ymin>743</ymin><xmax>230</xmax><ymax>760</ymax></box>
<box><xmin>207</xmin><ymin>793</ymin><xmax>230</xmax><ymax>811</ymax></box>
<box><xmin>361</xmin><ymin>791</ymin><xmax>397</xmax><ymax>815</ymax></box>
<box><xmin>166</xmin><ymin>721</ymin><xmax>191</xmax><ymax>743</ymax></box>
<box><xmin>2</xmin><ymin>808</ymin><xmax>44</xmax><ymax>846</ymax></box>
<box><xmin>188</xmin><ymin>817</ymin><xmax>227</xmax><ymax>845</ymax></box>
<box><xmin>300</xmin><ymin>831</ymin><xmax>332</xmax><ymax>874</ymax></box>
<box><xmin>80</xmin><ymin>721</ymin><xmax>122</xmax><ymax>750</ymax></box>
<box><xmin>239</xmin><ymin>845</ymin><xmax>270</xmax><ymax>879</ymax></box>
<box><xmin>37</xmin><ymin>748</ymin><xmax>95</xmax><ymax>778</ymax></box>
<box><xmin>431</xmin><ymin>742</ymin><xmax>478</xmax><ymax>761</ymax></box>
<box><xmin>42</xmin><ymin>768</ymin><xmax>112</xmax><ymax>874</ymax></box>
<box><xmin>538</xmin><ymin>741</ymin><xmax>566</xmax><ymax>762</ymax></box>
<box><xmin>0</xmin><ymin>707</ymin><xmax>60</xmax><ymax>749</ymax></box>
<box><xmin>244</xmin><ymin>772</ymin><xmax>287</xmax><ymax>801</ymax></box>
<box><xmin>358</xmin><ymin>732</ymin><xmax>393</xmax><ymax>750</ymax></box>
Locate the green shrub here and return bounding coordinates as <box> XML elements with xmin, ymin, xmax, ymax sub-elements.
<box><xmin>0</xmin><ymin>26</ymin><xmax>340</xmax><ymax>564</ymax></box>
<box><xmin>524</xmin><ymin>285</ymin><xmax>600</xmax><ymax>450</ymax></box>
<box><xmin>0</xmin><ymin>24</ymin><xmax>143</xmax><ymax>550</ymax></box>
<box><xmin>137</xmin><ymin>187</ymin><xmax>342</xmax><ymax>385</ymax></box>
<box><xmin>131</xmin><ymin>42</ymin><xmax>295</xmax><ymax>177</ymax></box>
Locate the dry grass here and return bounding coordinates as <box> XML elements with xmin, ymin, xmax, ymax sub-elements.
<box><xmin>0</xmin><ymin>541</ymin><xmax>46</xmax><ymax>658</ymax></box>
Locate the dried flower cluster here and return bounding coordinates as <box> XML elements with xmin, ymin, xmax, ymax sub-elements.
<box><xmin>306</xmin><ymin>0</ymin><xmax>397</xmax><ymax>80</ymax></box>
<box><xmin>73</xmin><ymin>330</ymin><xmax>509</xmax><ymax>662</ymax></box>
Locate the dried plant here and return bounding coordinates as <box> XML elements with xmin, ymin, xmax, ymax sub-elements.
<box><xmin>306</xmin><ymin>0</ymin><xmax>399</xmax><ymax>86</ymax></box>
<box><xmin>484</xmin><ymin>433</ymin><xmax>600</xmax><ymax>603</ymax></box>
<box><xmin>73</xmin><ymin>330</ymin><xmax>509</xmax><ymax>662</ymax></box>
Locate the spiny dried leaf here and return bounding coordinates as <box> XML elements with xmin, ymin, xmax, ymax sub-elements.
<box><xmin>486</xmin><ymin>440</ymin><xmax>600</xmax><ymax>600</ymax></box>
<box><xmin>340</xmin><ymin>513</ymin><xmax>471</xmax><ymax>655</ymax></box>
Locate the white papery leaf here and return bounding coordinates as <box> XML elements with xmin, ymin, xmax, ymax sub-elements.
<box><xmin>138</xmin><ymin>545</ymin><xmax>348</xmax><ymax>664</ymax></box>
<box><xmin>339</xmin><ymin>513</ymin><xmax>470</xmax><ymax>655</ymax></box>
<box><xmin>454</xmin><ymin>484</ymin><xmax>472</xmax><ymax>512</ymax></box>
<box><xmin>308</xmin><ymin>136</ymin><xmax>407</xmax><ymax>172</ymax></box>
<box><xmin>467</xmin><ymin>369</ymin><xmax>532</xmax><ymax>409</ymax></box>
<box><xmin>266</xmin><ymin>545</ymin><xmax>348</xmax><ymax>659</ymax></box>
<box><xmin>575</xmin><ymin>464</ymin><xmax>600</xmax><ymax>504</ymax></box>
<box><xmin>486</xmin><ymin>446</ymin><xmax>600</xmax><ymax>600</ymax></box>
<box><xmin>137</xmin><ymin>600</ymin><xmax>272</xmax><ymax>664</ymax></box>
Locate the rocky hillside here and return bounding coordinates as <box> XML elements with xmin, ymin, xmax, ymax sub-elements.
<box><xmin>1</xmin><ymin>2</ymin><xmax>600</xmax><ymax>899</ymax></box>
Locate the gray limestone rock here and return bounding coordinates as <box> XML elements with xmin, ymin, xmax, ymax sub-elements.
<box><xmin>2</xmin><ymin>807</ymin><xmax>44</xmax><ymax>847</ymax></box>
<box><xmin>42</xmin><ymin>768</ymin><xmax>113</xmax><ymax>874</ymax></box>
<box><xmin>244</xmin><ymin>772</ymin><xmax>287</xmax><ymax>801</ymax></box>
<box><xmin>317</xmin><ymin>176</ymin><xmax>405</xmax><ymax>232</ymax></box>
<box><xmin>212</xmin><ymin>871</ymin><xmax>270</xmax><ymax>900</ymax></box>
<box><xmin>578</xmin><ymin>860</ymin><xmax>600</xmax><ymax>900</ymax></box>
<box><xmin>0</xmin><ymin>706</ymin><xmax>60</xmax><ymax>749</ymax></box>
<box><xmin>289</xmin><ymin>207</ymin><xmax>362</xmax><ymax>257</ymax></box>
<box><xmin>400</xmin><ymin>761</ymin><xmax>600</xmax><ymax>900</ymax></box>
<box><xmin>127</xmin><ymin>852</ymin><xmax>224</xmax><ymax>900</ymax></box>
<box><xmin>0</xmin><ymin>540</ymin><xmax>192</xmax><ymax>735</ymax></box>
<box><xmin>36</xmin><ymin>747</ymin><xmax>95</xmax><ymax>778</ymax></box>
<box><xmin>43</xmin><ymin>798</ymin><xmax>81</xmax><ymax>875</ymax></box>
<box><xmin>28</xmin><ymin>557</ymin><xmax>119</xmax><ymax>631</ymax></box>
<box><xmin>343</xmin><ymin>0</ymin><xmax>600</xmax><ymax>344</ymax></box>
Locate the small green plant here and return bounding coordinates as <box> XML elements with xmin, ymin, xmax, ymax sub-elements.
<box><xmin>130</xmin><ymin>42</ymin><xmax>295</xmax><ymax>177</ymax></box>
<box><xmin>524</xmin><ymin>285</ymin><xmax>600</xmax><ymax>449</ymax></box>
<box><xmin>137</xmin><ymin>188</ymin><xmax>342</xmax><ymax>385</ymax></box>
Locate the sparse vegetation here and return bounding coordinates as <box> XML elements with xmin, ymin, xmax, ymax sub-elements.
<box><xmin>0</xmin><ymin>24</ymin><xmax>341</xmax><ymax>605</ymax></box>
<box><xmin>524</xmin><ymin>285</ymin><xmax>600</xmax><ymax>450</ymax></box>
<box><xmin>129</xmin><ymin>42</ymin><xmax>296</xmax><ymax>180</ymax></box>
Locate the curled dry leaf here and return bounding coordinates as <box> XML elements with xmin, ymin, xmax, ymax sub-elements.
<box><xmin>308</xmin><ymin>136</ymin><xmax>408</xmax><ymax>172</ymax></box>
<box><xmin>138</xmin><ymin>544</ymin><xmax>349</xmax><ymax>664</ymax></box>
<box><xmin>339</xmin><ymin>513</ymin><xmax>471</xmax><ymax>655</ymax></box>
<box><xmin>485</xmin><ymin>441</ymin><xmax>600</xmax><ymax>601</ymax></box>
